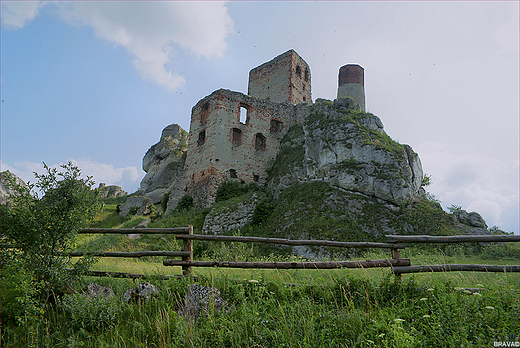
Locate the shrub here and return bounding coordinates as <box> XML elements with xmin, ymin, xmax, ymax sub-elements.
<box><xmin>175</xmin><ymin>194</ymin><xmax>194</xmax><ymax>212</ymax></box>
<box><xmin>215</xmin><ymin>180</ymin><xmax>261</xmax><ymax>202</ymax></box>
<box><xmin>1</xmin><ymin>162</ymin><xmax>101</xmax><ymax>303</ymax></box>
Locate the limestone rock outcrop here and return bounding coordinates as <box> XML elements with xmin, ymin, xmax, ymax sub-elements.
<box><xmin>96</xmin><ymin>183</ymin><xmax>127</xmax><ymax>199</ymax></box>
<box><xmin>137</xmin><ymin>124</ymin><xmax>188</xmax><ymax>205</ymax></box>
<box><xmin>118</xmin><ymin>196</ymin><xmax>153</xmax><ymax>218</ymax></box>
<box><xmin>1</xmin><ymin>171</ymin><xmax>27</xmax><ymax>207</ymax></box>
<box><xmin>202</xmin><ymin>193</ymin><xmax>263</xmax><ymax>235</ymax></box>
<box><xmin>269</xmin><ymin>99</ymin><xmax>424</xmax><ymax>207</ymax></box>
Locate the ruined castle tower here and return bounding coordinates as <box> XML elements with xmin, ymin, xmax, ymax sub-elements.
<box><xmin>184</xmin><ymin>50</ymin><xmax>311</xmax><ymax>208</ymax></box>
<box><xmin>248</xmin><ymin>50</ymin><xmax>312</xmax><ymax>105</ymax></box>
<box><xmin>337</xmin><ymin>64</ymin><xmax>365</xmax><ymax>111</ymax></box>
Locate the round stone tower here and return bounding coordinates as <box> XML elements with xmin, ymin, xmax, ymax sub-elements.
<box><xmin>337</xmin><ymin>64</ymin><xmax>365</xmax><ymax>111</ymax></box>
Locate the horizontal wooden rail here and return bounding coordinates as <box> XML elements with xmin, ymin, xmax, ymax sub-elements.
<box><xmin>79</xmin><ymin>227</ymin><xmax>191</xmax><ymax>235</ymax></box>
<box><xmin>386</xmin><ymin>234</ymin><xmax>520</xmax><ymax>244</ymax></box>
<box><xmin>62</xmin><ymin>251</ymin><xmax>190</xmax><ymax>258</ymax></box>
<box><xmin>174</xmin><ymin>234</ymin><xmax>405</xmax><ymax>249</ymax></box>
<box><xmin>63</xmin><ymin>268</ymin><xmax>197</xmax><ymax>280</ymax></box>
<box><xmin>164</xmin><ymin>258</ymin><xmax>410</xmax><ymax>269</ymax></box>
<box><xmin>392</xmin><ymin>264</ymin><xmax>520</xmax><ymax>274</ymax></box>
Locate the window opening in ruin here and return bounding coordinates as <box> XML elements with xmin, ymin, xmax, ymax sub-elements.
<box><xmin>239</xmin><ymin>103</ymin><xmax>250</xmax><ymax>124</ymax></box>
<box><xmin>201</xmin><ymin>102</ymin><xmax>209</xmax><ymax>124</ymax></box>
<box><xmin>253</xmin><ymin>175</ymin><xmax>259</xmax><ymax>183</ymax></box>
<box><xmin>229</xmin><ymin>169</ymin><xmax>237</xmax><ymax>179</ymax></box>
<box><xmin>296</xmin><ymin>65</ymin><xmax>302</xmax><ymax>77</ymax></box>
<box><xmin>270</xmin><ymin>119</ymin><xmax>283</xmax><ymax>133</ymax></box>
<box><xmin>232</xmin><ymin>128</ymin><xmax>242</xmax><ymax>146</ymax></box>
<box><xmin>303</xmin><ymin>96</ymin><xmax>307</xmax><ymax>102</ymax></box>
<box><xmin>197</xmin><ymin>130</ymin><xmax>206</xmax><ymax>146</ymax></box>
<box><xmin>255</xmin><ymin>133</ymin><xmax>266</xmax><ymax>151</ymax></box>
<box><xmin>304</xmin><ymin>68</ymin><xmax>309</xmax><ymax>82</ymax></box>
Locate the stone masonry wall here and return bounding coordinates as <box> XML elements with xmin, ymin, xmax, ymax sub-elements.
<box><xmin>248</xmin><ymin>50</ymin><xmax>312</xmax><ymax>105</ymax></box>
<box><xmin>184</xmin><ymin>88</ymin><xmax>309</xmax><ymax>207</ymax></box>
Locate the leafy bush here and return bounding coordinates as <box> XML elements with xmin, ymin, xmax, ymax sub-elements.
<box><xmin>1</xmin><ymin>162</ymin><xmax>101</xmax><ymax>303</ymax></box>
<box><xmin>175</xmin><ymin>194</ymin><xmax>194</xmax><ymax>212</ymax></box>
<box><xmin>215</xmin><ymin>180</ymin><xmax>261</xmax><ymax>202</ymax></box>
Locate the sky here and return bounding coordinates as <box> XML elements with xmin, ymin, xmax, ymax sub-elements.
<box><xmin>1</xmin><ymin>1</ymin><xmax>518</xmax><ymax>233</ymax></box>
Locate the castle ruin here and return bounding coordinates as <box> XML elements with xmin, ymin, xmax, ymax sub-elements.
<box><xmin>183</xmin><ymin>49</ymin><xmax>365</xmax><ymax>207</ymax></box>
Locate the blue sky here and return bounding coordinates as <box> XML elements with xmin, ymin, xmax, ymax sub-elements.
<box><xmin>1</xmin><ymin>1</ymin><xmax>518</xmax><ymax>233</ymax></box>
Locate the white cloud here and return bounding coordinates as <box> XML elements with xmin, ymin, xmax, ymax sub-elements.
<box><xmin>1</xmin><ymin>1</ymin><xmax>46</xmax><ymax>29</ymax></box>
<box><xmin>1</xmin><ymin>159</ymin><xmax>143</xmax><ymax>194</ymax></box>
<box><xmin>416</xmin><ymin>141</ymin><xmax>519</xmax><ymax>232</ymax></box>
<box><xmin>55</xmin><ymin>2</ymin><xmax>234</xmax><ymax>91</ymax></box>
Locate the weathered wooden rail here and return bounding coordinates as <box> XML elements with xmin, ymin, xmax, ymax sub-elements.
<box><xmin>386</xmin><ymin>234</ymin><xmax>520</xmax><ymax>277</ymax></box>
<box><xmin>70</xmin><ymin>227</ymin><xmax>519</xmax><ymax>280</ymax></box>
<box><xmin>78</xmin><ymin>226</ymin><xmax>194</xmax><ymax>276</ymax></box>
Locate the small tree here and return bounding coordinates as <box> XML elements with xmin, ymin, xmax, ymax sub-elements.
<box><xmin>1</xmin><ymin>162</ymin><xmax>100</xmax><ymax>304</ymax></box>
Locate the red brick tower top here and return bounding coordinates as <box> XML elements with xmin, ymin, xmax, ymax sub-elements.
<box><xmin>337</xmin><ymin>64</ymin><xmax>365</xmax><ymax>111</ymax></box>
<box><xmin>338</xmin><ymin>64</ymin><xmax>364</xmax><ymax>86</ymax></box>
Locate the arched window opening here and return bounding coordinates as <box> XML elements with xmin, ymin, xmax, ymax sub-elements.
<box><xmin>232</xmin><ymin>128</ymin><xmax>242</xmax><ymax>146</ymax></box>
<box><xmin>304</xmin><ymin>68</ymin><xmax>309</xmax><ymax>82</ymax></box>
<box><xmin>295</xmin><ymin>65</ymin><xmax>302</xmax><ymax>78</ymax></box>
<box><xmin>197</xmin><ymin>130</ymin><xmax>206</xmax><ymax>146</ymax></box>
<box><xmin>270</xmin><ymin>119</ymin><xmax>282</xmax><ymax>133</ymax></box>
<box><xmin>200</xmin><ymin>102</ymin><xmax>209</xmax><ymax>124</ymax></box>
<box><xmin>253</xmin><ymin>175</ymin><xmax>259</xmax><ymax>183</ymax></box>
<box><xmin>239</xmin><ymin>103</ymin><xmax>250</xmax><ymax>124</ymax></box>
<box><xmin>229</xmin><ymin>169</ymin><xmax>237</xmax><ymax>179</ymax></box>
<box><xmin>255</xmin><ymin>133</ymin><xmax>266</xmax><ymax>151</ymax></box>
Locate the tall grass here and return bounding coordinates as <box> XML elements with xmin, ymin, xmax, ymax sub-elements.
<box><xmin>2</xmin><ymin>261</ymin><xmax>519</xmax><ymax>347</ymax></box>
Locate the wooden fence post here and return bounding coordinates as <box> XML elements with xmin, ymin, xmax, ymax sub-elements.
<box><xmin>391</xmin><ymin>248</ymin><xmax>403</xmax><ymax>282</ymax></box>
<box><xmin>181</xmin><ymin>225</ymin><xmax>193</xmax><ymax>277</ymax></box>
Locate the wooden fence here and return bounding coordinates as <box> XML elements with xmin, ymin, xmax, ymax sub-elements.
<box><xmin>72</xmin><ymin>227</ymin><xmax>519</xmax><ymax>280</ymax></box>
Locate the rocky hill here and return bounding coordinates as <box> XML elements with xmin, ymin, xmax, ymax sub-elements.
<box><xmin>136</xmin><ymin>124</ymin><xmax>188</xmax><ymax>208</ymax></box>
<box><xmin>196</xmin><ymin>99</ymin><xmax>494</xmax><ymax>258</ymax></box>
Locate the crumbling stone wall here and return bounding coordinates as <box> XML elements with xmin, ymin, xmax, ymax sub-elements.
<box><xmin>248</xmin><ymin>49</ymin><xmax>312</xmax><ymax>105</ymax></box>
<box><xmin>184</xmin><ymin>89</ymin><xmax>309</xmax><ymax>207</ymax></box>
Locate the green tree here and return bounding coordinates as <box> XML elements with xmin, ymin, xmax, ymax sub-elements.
<box><xmin>1</xmin><ymin>162</ymin><xmax>101</xmax><ymax>304</ymax></box>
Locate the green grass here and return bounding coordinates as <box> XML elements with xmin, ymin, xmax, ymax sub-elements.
<box><xmin>2</xmin><ymin>257</ymin><xmax>518</xmax><ymax>347</ymax></box>
<box><xmin>5</xmin><ymin>187</ymin><xmax>516</xmax><ymax>347</ymax></box>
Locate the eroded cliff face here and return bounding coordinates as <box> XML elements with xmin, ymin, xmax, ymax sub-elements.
<box><xmin>268</xmin><ymin>98</ymin><xmax>424</xmax><ymax>207</ymax></box>
<box><xmin>137</xmin><ymin>124</ymin><xmax>188</xmax><ymax>204</ymax></box>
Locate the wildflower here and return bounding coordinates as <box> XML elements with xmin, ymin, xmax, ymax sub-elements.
<box><xmin>422</xmin><ymin>315</ymin><xmax>430</xmax><ymax>318</ymax></box>
<box><xmin>485</xmin><ymin>306</ymin><xmax>494</xmax><ymax>310</ymax></box>
<box><xmin>427</xmin><ymin>288</ymin><xmax>435</xmax><ymax>292</ymax></box>
<box><xmin>249</xmin><ymin>279</ymin><xmax>259</xmax><ymax>283</ymax></box>
<box><xmin>420</xmin><ymin>297</ymin><xmax>428</xmax><ymax>301</ymax></box>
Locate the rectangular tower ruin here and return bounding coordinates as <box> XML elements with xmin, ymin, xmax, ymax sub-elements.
<box><xmin>248</xmin><ymin>49</ymin><xmax>312</xmax><ymax>105</ymax></box>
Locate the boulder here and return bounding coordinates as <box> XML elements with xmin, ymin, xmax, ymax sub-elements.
<box><xmin>118</xmin><ymin>196</ymin><xmax>153</xmax><ymax>218</ymax></box>
<box><xmin>82</xmin><ymin>283</ymin><xmax>114</xmax><ymax>300</ymax></box>
<box><xmin>137</xmin><ymin>124</ymin><xmax>188</xmax><ymax>204</ymax></box>
<box><xmin>178</xmin><ymin>284</ymin><xmax>234</xmax><ymax>320</ymax></box>
<box><xmin>123</xmin><ymin>282</ymin><xmax>159</xmax><ymax>303</ymax></box>
<box><xmin>97</xmin><ymin>183</ymin><xmax>128</xmax><ymax>199</ymax></box>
